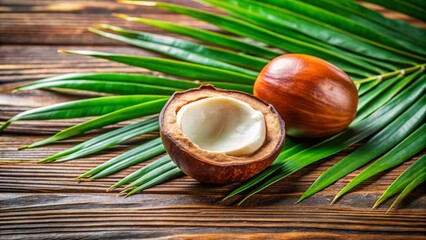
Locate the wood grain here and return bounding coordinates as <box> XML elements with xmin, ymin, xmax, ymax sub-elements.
<box><xmin>1</xmin><ymin>193</ymin><xmax>425</xmax><ymax>239</ymax></box>
<box><xmin>0</xmin><ymin>0</ymin><xmax>425</xmax><ymax>239</ymax></box>
<box><xmin>0</xmin><ymin>0</ymin><xmax>226</xmax><ymax>45</ymax></box>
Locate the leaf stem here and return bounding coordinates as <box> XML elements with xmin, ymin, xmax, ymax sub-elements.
<box><xmin>354</xmin><ymin>63</ymin><xmax>425</xmax><ymax>84</ymax></box>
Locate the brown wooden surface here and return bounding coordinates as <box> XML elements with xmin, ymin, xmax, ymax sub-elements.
<box><xmin>0</xmin><ymin>1</ymin><xmax>425</xmax><ymax>239</ymax></box>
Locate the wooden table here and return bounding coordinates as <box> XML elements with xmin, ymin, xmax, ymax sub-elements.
<box><xmin>1</xmin><ymin>1</ymin><xmax>425</xmax><ymax>239</ymax></box>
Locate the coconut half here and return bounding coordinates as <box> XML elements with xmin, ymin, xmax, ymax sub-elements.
<box><xmin>160</xmin><ymin>85</ymin><xmax>285</xmax><ymax>185</ymax></box>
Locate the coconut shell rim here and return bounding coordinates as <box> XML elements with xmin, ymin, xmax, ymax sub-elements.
<box><xmin>159</xmin><ymin>84</ymin><xmax>286</xmax><ymax>168</ymax></box>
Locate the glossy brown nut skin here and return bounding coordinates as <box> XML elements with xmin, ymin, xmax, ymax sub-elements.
<box><xmin>160</xmin><ymin>85</ymin><xmax>285</xmax><ymax>185</ymax></box>
<box><xmin>254</xmin><ymin>54</ymin><xmax>358</xmax><ymax>138</ymax></box>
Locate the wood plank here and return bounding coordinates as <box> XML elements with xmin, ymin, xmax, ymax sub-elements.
<box><xmin>0</xmin><ymin>0</ymin><xmax>226</xmax><ymax>45</ymax></box>
<box><xmin>1</xmin><ymin>193</ymin><xmax>425</xmax><ymax>239</ymax></box>
<box><xmin>1</xmin><ymin>0</ymin><xmax>425</xmax><ymax>239</ymax></box>
<box><xmin>0</xmin><ymin>123</ymin><xmax>424</xmax><ymax>200</ymax></box>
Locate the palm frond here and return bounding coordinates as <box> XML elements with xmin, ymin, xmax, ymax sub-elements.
<box><xmin>15</xmin><ymin>72</ymin><xmax>253</xmax><ymax>94</ymax></box>
<box><xmin>78</xmin><ymin>137</ymin><xmax>165</xmax><ymax>179</ymax></box>
<box><xmin>96</xmin><ymin>23</ymin><xmax>269</xmax><ymax>70</ymax></box>
<box><xmin>0</xmin><ymin>95</ymin><xmax>165</xmax><ymax>131</ymax></box>
<box><xmin>60</xmin><ymin>50</ymin><xmax>256</xmax><ymax>84</ymax></box>
<box><xmin>116</xmin><ymin>15</ymin><xmax>280</xmax><ymax>59</ymax></box>
<box><xmin>247</xmin><ymin>0</ymin><xmax>426</xmax><ymax>56</ymax></box>
<box><xmin>109</xmin><ymin>154</ymin><xmax>173</xmax><ymax>191</ymax></box>
<box><xmin>387</xmin><ymin>172</ymin><xmax>426</xmax><ymax>212</ymax></box>
<box><xmin>301</xmin><ymin>0</ymin><xmax>426</xmax><ymax>47</ymax></box>
<box><xmin>89</xmin><ymin>27</ymin><xmax>259</xmax><ymax>76</ymax></box>
<box><xmin>21</xmin><ymin>99</ymin><xmax>168</xmax><ymax>149</ymax></box>
<box><xmin>374</xmin><ymin>154</ymin><xmax>426</xmax><ymax>209</ymax></box>
<box><xmin>18</xmin><ymin>79</ymin><xmax>180</xmax><ymax>95</ymax></box>
<box><xmin>202</xmin><ymin>0</ymin><xmax>423</xmax><ymax>63</ymax></box>
<box><xmin>2</xmin><ymin>0</ymin><xmax>424</xmax><ymax>209</ymax></box>
<box><xmin>41</xmin><ymin>117</ymin><xmax>159</xmax><ymax>163</ymax></box>
<box><xmin>201</xmin><ymin>0</ymin><xmax>398</xmax><ymax>73</ymax></box>
<box><xmin>355</xmin><ymin>69</ymin><xmax>422</xmax><ymax>123</ymax></box>
<box><xmin>134</xmin><ymin>1</ymin><xmax>381</xmax><ymax>76</ymax></box>
<box><xmin>363</xmin><ymin>0</ymin><xmax>426</xmax><ymax>22</ymax></box>
<box><xmin>300</xmin><ymin>94</ymin><xmax>425</xmax><ymax>202</ymax></box>
<box><xmin>332</xmin><ymin>123</ymin><xmax>426</xmax><ymax>203</ymax></box>
<box><xmin>125</xmin><ymin>167</ymin><xmax>183</xmax><ymax>197</ymax></box>
<box><xmin>225</xmin><ymin>75</ymin><xmax>425</xmax><ymax>203</ymax></box>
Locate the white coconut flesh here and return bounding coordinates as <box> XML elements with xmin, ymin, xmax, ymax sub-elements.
<box><xmin>176</xmin><ymin>96</ymin><xmax>266</xmax><ymax>156</ymax></box>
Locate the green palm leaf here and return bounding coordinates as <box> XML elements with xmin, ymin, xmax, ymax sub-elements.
<box><xmin>42</xmin><ymin>117</ymin><xmax>159</xmax><ymax>163</ymax></box>
<box><xmin>364</xmin><ymin>0</ymin><xmax>426</xmax><ymax>21</ymax></box>
<box><xmin>332</xmin><ymin>123</ymin><xmax>426</xmax><ymax>203</ymax></box>
<box><xmin>78</xmin><ymin>137</ymin><xmax>165</xmax><ymax>179</ymax></box>
<box><xmin>116</xmin><ymin>14</ymin><xmax>280</xmax><ymax>59</ymax></box>
<box><xmin>59</xmin><ymin>50</ymin><xmax>256</xmax><ymax>84</ymax></box>
<box><xmin>117</xmin><ymin>9</ymin><xmax>395</xmax><ymax>75</ymax></box>
<box><xmin>90</xmin><ymin>144</ymin><xmax>165</xmax><ymax>180</ymax></box>
<box><xmin>410</xmin><ymin>0</ymin><xmax>426</xmax><ymax>8</ymax></box>
<box><xmin>17</xmin><ymin>79</ymin><xmax>180</xmax><ymax>95</ymax></box>
<box><xmin>201</xmin><ymin>0</ymin><xmax>398</xmax><ymax>74</ymax></box>
<box><xmin>0</xmin><ymin>95</ymin><xmax>165</xmax><ymax>132</ymax></box>
<box><xmin>121</xmin><ymin>161</ymin><xmax>177</xmax><ymax>193</ymax></box>
<box><xmin>16</xmin><ymin>72</ymin><xmax>198</xmax><ymax>89</ymax></box>
<box><xmin>109</xmin><ymin>154</ymin><xmax>173</xmax><ymax>191</ymax></box>
<box><xmin>125</xmin><ymin>167</ymin><xmax>183</xmax><ymax>197</ymax></box>
<box><xmin>207</xmin><ymin>82</ymin><xmax>253</xmax><ymax>93</ymax></box>
<box><xmin>299</xmin><ymin>93</ymin><xmax>425</xmax><ymax>202</ymax></box>
<box><xmin>354</xmin><ymin>70</ymin><xmax>423</xmax><ymax>123</ymax></box>
<box><xmin>20</xmin><ymin>98</ymin><xmax>168</xmax><ymax>149</ymax></box>
<box><xmin>225</xmin><ymin>75</ymin><xmax>425</xmax><ymax>202</ymax></box>
<box><xmin>301</xmin><ymin>0</ymin><xmax>426</xmax><ymax>47</ymax></box>
<box><xmin>374</xmin><ymin>155</ymin><xmax>426</xmax><ymax>209</ymax></box>
<box><xmin>89</xmin><ymin>27</ymin><xmax>259</xmax><ymax>76</ymax></box>
<box><xmin>332</xmin><ymin>0</ymin><xmax>426</xmax><ymax>42</ymax></box>
<box><xmin>387</xmin><ymin>172</ymin><xmax>426</xmax><ymax>212</ymax></box>
<box><xmin>256</xmin><ymin>0</ymin><xmax>426</xmax><ymax>56</ymax></box>
<box><xmin>95</xmin><ymin>23</ymin><xmax>268</xmax><ymax>71</ymax></box>
<box><xmin>16</xmin><ymin>72</ymin><xmax>253</xmax><ymax>94</ymax></box>
<box><xmin>134</xmin><ymin>1</ymin><xmax>380</xmax><ymax>76</ymax></box>
<box><xmin>357</xmin><ymin>75</ymin><xmax>402</xmax><ymax>111</ymax></box>
<box><xmin>354</xmin><ymin>63</ymin><xmax>425</xmax><ymax>96</ymax></box>
<box><xmin>202</xmin><ymin>0</ymin><xmax>423</xmax><ymax>63</ymax></box>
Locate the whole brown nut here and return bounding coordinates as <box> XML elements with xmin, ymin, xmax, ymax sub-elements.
<box><xmin>254</xmin><ymin>54</ymin><xmax>358</xmax><ymax>138</ymax></box>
